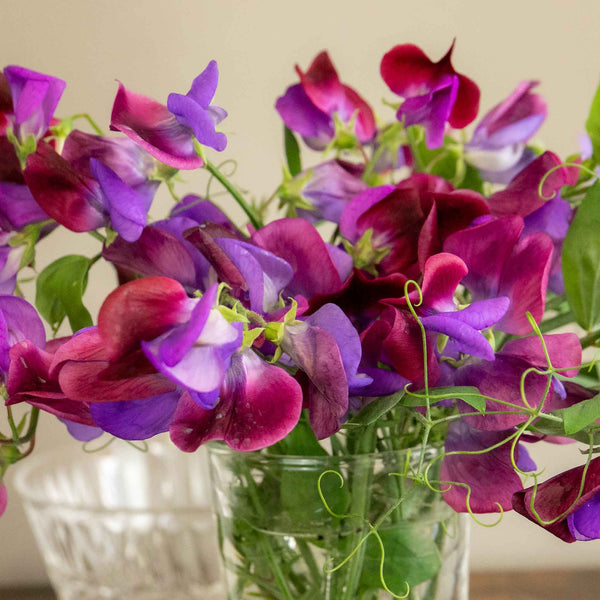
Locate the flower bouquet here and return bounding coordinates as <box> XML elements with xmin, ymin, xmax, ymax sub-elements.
<box><xmin>2</xmin><ymin>41</ymin><xmax>600</xmax><ymax>599</ymax></box>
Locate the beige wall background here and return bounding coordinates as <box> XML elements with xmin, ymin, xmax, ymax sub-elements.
<box><xmin>1</xmin><ymin>0</ymin><xmax>600</xmax><ymax>585</ymax></box>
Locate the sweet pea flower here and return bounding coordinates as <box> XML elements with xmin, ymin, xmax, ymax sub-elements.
<box><xmin>0</xmin><ymin>72</ymin><xmax>11</xmax><ymax>135</ymax></box>
<box><xmin>6</xmin><ymin>337</ymin><xmax>102</xmax><ymax>441</ymax></box>
<box><xmin>2</xmin><ymin>66</ymin><xmax>65</xmax><ymax>142</ymax></box>
<box><xmin>170</xmin><ymin>348</ymin><xmax>303</xmax><ymax>452</ymax></box>
<box><xmin>452</xmin><ymin>333</ymin><xmax>582</xmax><ymax>432</ymax></box>
<box><xmin>24</xmin><ymin>142</ymin><xmax>155</xmax><ymax>241</ymax></box>
<box><xmin>441</xmin><ymin>420</ymin><xmax>536</xmax><ymax>513</ymax></box>
<box><xmin>0</xmin><ymin>295</ymin><xmax>46</xmax><ymax>376</ymax></box>
<box><xmin>513</xmin><ymin>457</ymin><xmax>600</xmax><ymax>542</ymax></box>
<box><xmin>485</xmin><ymin>152</ymin><xmax>577</xmax><ymax>294</ymax></box>
<box><xmin>276</xmin><ymin>51</ymin><xmax>376</xmax><ymax>151</ymax></box>
<box><xmin>252</xmin><ymin>218</ymin><xmax>353</xmax><ymax>301</ymax></box>
<box><xmin>380</xmin><ymin>42</ymin><xmax>480</xmax><ymax>148</ymax></box>
<box><xmin>0</xmin><ymin>483</ymin><xmax>6</xmax><ymax>517</ymax></box>
<box><xmin>111</xmin><ymin>61</ymin><xmax>226</xmax><ymax>169</ymax></box>
<box><xmin>465</xmin><ymin>81</ymin><xmax>547</xmax><ymax>181</ymax></box>
<box><xmin>281</xmin><ymin>303</ymin><xmax>369</xmax><ymax>438</ymax></box>
<box><xmin>278</xmin><ymin>159</ymin><xmax>368</xmax><ymax>223</ymax></box>
<box><xmin>340</xmin><ymin>174</ymin><xmax>489</xmax><ymax>277</ymax></box>
<box><xmin>444</xmin><ymin>215</ymin><xmax>553</xmax><ymax>335</ymax></box>
<box><xmin>142</xmin><ymin>283</ymin><xmax>243</xmax><ymax>409</ymax></box>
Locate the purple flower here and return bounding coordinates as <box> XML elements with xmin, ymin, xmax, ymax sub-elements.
<box><xmin>111</xmin><ymin>61</ymin><xmax>226</xmax><ymax>169</ymax></box>
<box><xmin>452</xmin><ymin>333</ymin><xmax>582</xmax><ymax>431</ymax></box>
<box><xmin>444</xmin><ymin>216</ymin><xmax>553</xmax><ymax>335</ymax></box>
<box><xmin>167</xmin><ymin>60</ymin><xmax>227</xmax><ymax>152</ymax></box>
<box><xmin>281</xmin><ymin>303</ymin><xmax>369</xmax><ymax>438</ymax></box>
<box><xmin>0</xmin><ymin>295</ymin><xmax>46</xmax><ymax>377</ymax></box>
<box><xmin>0</xmin><ymin>237</ymin><xmax>26</xmax><ymax>294</ymax></box>
<box><xmin>441</xmin><ymin>420</ymin><xmax>535</xmax><ymax>513</ymax></box>
<box><xmin>2</xmin><ymin>66</ymin><xmax>65</xmax><ymax>141</ymax></box>
<box><xmin>280</xmin><ymin>159</ymin><xmax>368</xmax><ymax>224</ymax></box>
<box><xmin>252</xmin><ymin>218</ymin><xmax>352</xmax><ymax>301</ymax></box>
<box><xmin>513</xmin><ymin>457</ymin><xmax>600</xmax><ymax>542</ymax></box>
<box><xmin>465</xmin><ymin>81</ymin><xmax>547</xmax><ymax>178</ymax></box>
<box><xmin>0</xmin><ymin>483</ymin><xmax>6</xmax><ymax>517</ymax></box>
<box><xmin>0</xmin><ymin>182</ymin><xmax>49</xmax><ymax>230</ymax></box>
<box><xmin>142</xmin><ymin>283</ymin><xmax>243</xmax><ymax>408</ymax></box>
<box><xmin>170</xmin><ymin>349</ymin><xmax>303</xmax><ymax>452</ymax></box>
<box><xmin>276</xmin><ymin>51</ymin><xmax>376</xmax><ymax>150</ymax></box>
<box><xmin>24</xmin><ymin>142</ymin><xmax>155</xmax><ymax>241</ymax></box>
<box><xmin>62</xmin><ymin>130</ymin><xmax>156</xmax><ymax>190</ymax></box>
<box><xmin>380</xmin><ymin>43</ymin><xmax>480</xmax><ymax>148</ymax></box>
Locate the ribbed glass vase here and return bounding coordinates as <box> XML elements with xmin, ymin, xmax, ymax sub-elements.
<box><xmin>14</xmin><ymin>441</ymin><xmax>223</xmax><ymax>600</ymax></box>
<box><xmin>208</xmin><ymin>444</ymin><xmax>469</xmax><ymax>600</ymax></box>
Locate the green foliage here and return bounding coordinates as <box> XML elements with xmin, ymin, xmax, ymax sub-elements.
<box><xmin>586</xmin><ymin>79</ymin><xmax>600</xmax><ymax>164</ymax></box>
<box><xmin>350</xmin><ymin>392</ymin><xmax>405</xmax><ymax>426</ymax></box>
<box><xmin>284</xmin><ymin>126</ymin><xmax>302</xmax><ymax>177</ymax></box>
<box><xmin>35</xmin><ymin>255</ymin><xmax>94</xmax><ymax>334</ymax></box>
<box><xmin>360</xmin><ymin>523</ymin><xmax>442</xmax><ymax>591</ymax></box>
<box><xmin>562</xmin><ymin>181</ymin><xmax>600</xmax><ymax>330</ymax></box>
<box><xmin>402</xmin><ymin>386</ymin><xmax>486</xmax><ymax>414</ymax></box>
<box><xmin>553</xmin><ymin>393</ymin><xmax>600</xmax><ymax>435</ymax></box>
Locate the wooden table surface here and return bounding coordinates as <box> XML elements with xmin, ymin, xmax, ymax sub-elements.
<box><xmin>1</xmin><ymin>571</ymin><xmax>598</xmax><ymax>599</ymax></box>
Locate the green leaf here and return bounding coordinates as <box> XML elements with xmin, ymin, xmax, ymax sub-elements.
<box><xmin>350</xmin><ymin>392</ymin><xmax>404</xmax><ymax>426</ymax></box>
<box><xmin>279</xmin><ymin>418</ymin><xmax>327</xmax><ymax>456</ymax></box>
<box><xmin>284</xmin><ymin>126</ymin><xmax>302</xmax><ymax>177</ymax></box>
<box><xmin>586</xmin><ymin>79</ymin><xmax>600</xmax><ymax>164</ymax></box>
<box><xmin>562</xmin><ymin>181</ymin><xmax>600</xmax><ymax>330</ymax></box>
<box><xmin>280</xmin><ymin>464</ymin><xmax>349</xmax><ymax>523</ymax></box>
<box><xmin>360</xmin><ymin>524</ymin><xmax>442</xmax><ymax>591</ymax></box>
<box><xmin>555</xmin><ymin>393</ymin><xmax>600</xmax><ymax>435</ymax></box>
<box><xmin>35</xmin><ymin>255</ymin><xmax>93</xmax><ymax>333</ymax></box>
<box><xmin>402</xmin><ymin>386</ymin><xmax>486</xmax><ymax>414</ymax></box>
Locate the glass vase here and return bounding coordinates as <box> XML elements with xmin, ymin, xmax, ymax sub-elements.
<box><xmin>208</xmin><ymin>444</ymin><xmax>469</xmax><ymax>600</ymax></box>
<box><xmin>14</xmin><ymin>440</ymin><xmax>223</xmax><ymax>600</ymax></box>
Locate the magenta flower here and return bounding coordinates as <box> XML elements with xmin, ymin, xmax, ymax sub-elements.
<box><xmin>252</xmin><ymin>218</ymin><xmax>353</xmax><ymax>300</ymax></box>
<box><xmin>24</xmin><ymin>142</ymin><xmax>155</xmax><ymax>241</ymax></box>
<box><xmin>141</xmin><ymin>283</ymin><xmax>243</xmax><ymax>408</ymax></box>
<box><xmin>6</xmin><ymin>338</ymin><xmax>102</xmax><ymax>441</ymax></box>
<box><xmin>2</xmin><ymin>65</ymin><xmax>65</xmax><ymax>142</ymax></box>
<box><xmin>281</xmin><ymin>303</ymin><xmax>370</xmax><ymax>438</ymax></box>
<box><xmin>0</xmin><ymin>483</ymin><xmax>6</xmax><ymax>517</ymax></box>
<box><xmin>513</xmin><ymin>457</ymin><xmax>600</xmax><ymax>542</ymax></box>
<box><xmin>453</xmin><ymin>333</ymin><xmax>582</xmax><ymax>432</ymax></box>
<box><xmin>0</xmin><ymin>295</ymin><xmax>46</xmax><ymax>376</ymax></box>
<box><xmin>465</xmin><ymin>81</ymin><xmax>547</xmax><ymax>180</ymax></box>
<box><xmin>441</xmin><ymin>420</ymin><xmax>536</xmax><ymax>513</ymax></box>
<box><xmin>281</xmin><ymin>159</ymin><xmax>368</xmax><ymax>224</ymax></box>
<box><xmin>170</xmin><ymin>349</ymin><xmax>303</xmax><ymax>452</ymax></box>
<box><xmin>444</xmin><ymin>216</ymin><xmax>553</xmax><ymax>334</ymax></box>
<box><xmin>380</xmin><ymin>42</ymin><xmax>480</xmax><ymax>148</ymax></box>
<box><xmin>340</xmin><ymin>174</ymin><xmax>489</xmax><ymax>276</ymax></box>
<box><xmin>276</xmin><ymin>51</ymin><xmax>376</xmax><ymax>150</ymax></box>
<box><xmin>110</xmin><ymin>61</ymin><xmax>226</xmax><ymax>169</ymax></box>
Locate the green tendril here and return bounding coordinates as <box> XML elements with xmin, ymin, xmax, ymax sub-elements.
<box><xmin>317</xmin><ymin>470</ymin><xmax>348</xmax><ymax>520</ymax></box>
<box><xmin>125</xmin><ymin>439</ymin><xmax>149</xmax><ymax>452</ymax></box>
<box><xmin>537</xmin><ymin>162</ymin><xmax>598</xmax><ymax>200</ymax></box>
<box><xmin>82</xmin><ymin>436</ymin><xmax>115</xmax><ymax>453</ymax></box>
<box><xmin>528</xmin><ymin>432</ymin><xmax>595</xmax><ymax>526</ymax></box>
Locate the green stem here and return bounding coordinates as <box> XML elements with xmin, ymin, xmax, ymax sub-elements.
<box><xmin>405</xmin><ymin>126</ymin><xmax>426</xmax><ymax>172</ymax></box>
<box><xmin>539</xmin><ymin>310</ymin><xmax>574</xmax><ymax>333</ymax></box>
<box><xmin>241</xmin><ymin>464</ymin><xmax>295</xmax><ymax>600</ymax></box>
<box><xmin>336</xmin><ymin>425</ymin><xmax>377</xmax><ymax>600</ymax></box>
<box><xmin>581</xmin><ymin>329</ymin><xmax>600</xmax><ymax>349</ymax></box>
<box><xmin>205</xmin><ymin>160</ymin><xmax>263</xmax><ymax>229</ymax></box>
<box><xmin>88</xmin><ymin>230</ymin><xmax>106</xmax><ymax>243</ymax></box>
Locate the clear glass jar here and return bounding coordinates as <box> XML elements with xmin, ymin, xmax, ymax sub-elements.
<box><xmin>208</xmin><ymin>444</ymin><xmax>469</xmax><ymax>600</ymax></box>
<box><xmin>14</xmin><ymin>440</ymin><xmax>223</xmax><ymax>600</ymax></box>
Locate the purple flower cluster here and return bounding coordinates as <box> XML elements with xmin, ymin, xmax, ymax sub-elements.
<box><xmin>1</xmin><ymin>44</ymin><xmax>598</xmax><ymax>543</ymax></box>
